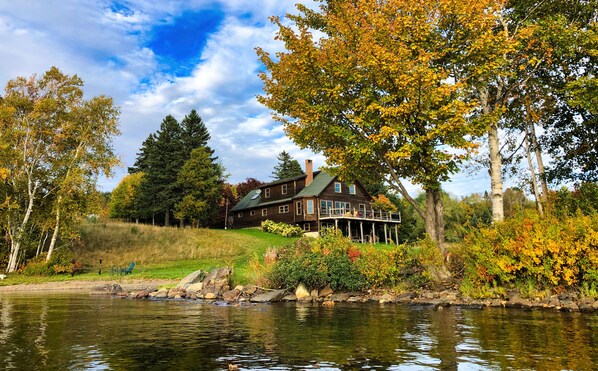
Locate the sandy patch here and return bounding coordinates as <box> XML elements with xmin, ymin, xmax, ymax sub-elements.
<box><xmin>0</xmin><ymin>279</ymin><xmax>177</xmax><ymax>293</ymax></box>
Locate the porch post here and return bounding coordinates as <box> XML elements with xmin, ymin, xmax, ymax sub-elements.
<box><xmin>384</xmin><ymin>224</ymin><xmax>388</xmax><ymax>245</ymax></box>
<box><xmin>360</xmin><ymin>222</ymin><xmax>364</xmax><ymax>243</ymax></box>
<box><xmin>334</xmin><ymin>219</ymin><xmax>338</xmax><ymax>232</ymax></box>
<box><xmin>395</xmin><ymin>225</ymin><xmax>399</xmax><ymax>245</ymax></box>
<box><xmin>348</xmin><ymin>220</ymin><xmax>352</xmax><ymax>240</ymax></box>
<box><xmin>371</xmin><ymin>222</ymin><xmax>375</xmax><ymax>244</ymax></box>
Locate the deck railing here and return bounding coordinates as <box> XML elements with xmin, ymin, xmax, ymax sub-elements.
<box><xmin>319</xmin><ymin>207</ymin><xmax>401</xmax><ymax>222</ymax></box>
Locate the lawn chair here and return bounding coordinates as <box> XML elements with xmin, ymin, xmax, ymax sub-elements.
<box><xmin>121</xmin><ymin>262</ymin><xmax>135</xmax><ymax>276</ymax></box>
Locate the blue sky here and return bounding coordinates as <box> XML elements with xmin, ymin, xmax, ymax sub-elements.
<box><xmin>0</xmin><ymin>0</ymin><xmax>493</xmax><ymax>197</ymax></box>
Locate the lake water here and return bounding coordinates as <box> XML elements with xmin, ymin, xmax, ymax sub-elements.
<box><xmin>0</xmin><ymin>294</ymin><xmax>596</xmax><ymax>370</ymax></box>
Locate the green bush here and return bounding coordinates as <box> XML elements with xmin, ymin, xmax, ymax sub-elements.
<box><xmin>269</xmin><ymin>231</ymin><xmax>367</xmax><ymax>291</ymax></box>
<box><xmin>21</xmin><ymin>247</ymin><xmax>76</xmax><ymax>276</ymax></box>
<box><xmin>261</xmin><ymin>220</ymin><xmax>304</xmax><ymax>237</ymax></box>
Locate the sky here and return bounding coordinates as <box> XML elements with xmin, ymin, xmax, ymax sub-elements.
<box><xmin>0</xmin><ymin>0</ymin><xmax>494</xmax><ymax>197</ymax></box>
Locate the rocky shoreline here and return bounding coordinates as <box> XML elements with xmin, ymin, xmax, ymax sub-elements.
<box><xmin>91</xmin><ymin>268</ymin><xmax>598</xmax><ymax>313</ymax></box>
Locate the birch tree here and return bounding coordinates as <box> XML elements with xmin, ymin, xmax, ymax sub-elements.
<box><xmin>0</xmin><ymin>67</ymin><xmax>119</xmax><ymax>272</ymax></box>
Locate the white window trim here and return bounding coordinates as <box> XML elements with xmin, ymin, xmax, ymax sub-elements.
<box><xmin>250</xmin><ymin>210</ymin><xmax>256</xmax><ymax>216</ymax></box>
<box><xmin>334</xmin><ymin>182</ymin><xmax>342</xmax><ymax>193</ymax></box>
<box><xmin>303</xmin><ymin>223</ymin><xmax>311</xmax><ymax>231</ymax></box>
<box><xmin>279</xmin><ymin>205</ymin><xmax>289</xmax><ymax>214</ymax></box>
<box><xmin>296</xmin><ymin>201</ymin><xmax>302</xmax><ymax>215</ymax></box>
<box><xmin>237</xmin><ymin>212</ymin><xmax>243</xmax><ymax>218</ymax></box>
<box><xmin>349</xmin><ymin>184</ymin><xmax>356</xmax><ymax>195</ymax></box>
<box><xmin>264</xmin><ymin>188</ymin><xmax>271</xmax><ymax>198</ymax></box>
<box><xmin>262</xmin><ymin>209</ymin><xmax>267</xmax><ymax>216</ymax></box>
<box><xmin>281</xmin><ymin>184</ymin><xmax>288</xmax><ymax>195</ymax></box>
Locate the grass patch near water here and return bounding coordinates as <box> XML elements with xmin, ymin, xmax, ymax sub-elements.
<box><xmin>71</xmin><ymin>222</ymin><xmax>296</xmax><ymax>284</ymax></box>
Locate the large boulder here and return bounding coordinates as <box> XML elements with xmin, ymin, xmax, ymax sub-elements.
<box><xmin>201</xmin><ymin>267</ymin><xmax>232</xmax><ymax>297</ymax></box>
<box><xmin>250</xmin><ymin>289</ymin><xmax>286</xmax><ymax>303</ymax></box>
<box><xmin>295</xmin><ymin>284</ymin><xmax>310</xmax><ymax>300</ymax></box>
<box><xmin>176</xmin><ymin>270</ymin><xmax>207</xmax><ymax>290</ymax></box>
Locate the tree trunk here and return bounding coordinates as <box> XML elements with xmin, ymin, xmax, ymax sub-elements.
<box><xmin>488</xmin><ymin>124</ymin><xmax>504</xmax><ymax>222</ymax></box>
<box><xmin>164</xmin><ymin>208</ymin><xmax>170</xmax><ymax>227</ymax></box>
<box><xmin>46</xmin><ymin>197</ymin><xmax>62</xmax><ymax>262</ymax></box>
<box><xmin>424</xmin><ymin>189</ymin><xmax>446</xmax><ymax>253</ymax></box>
<box><xmin>480</xmin><ymin>86</ymin><xmax>504</xmax><ymax>223</ymax></box>
<box><xmin>7</xmin><ymin>182</ymin><xmax>38</xmax><ymax>273</ymax></box>
<box><xmin>529</xmin><ymin>122</ymin><xmax>548</xmax><ymax>201</ymax></box>
<box><xmin>525</xmin><ymin>126</ymin><xmax>544</xmax><ymax>216</ymax></box>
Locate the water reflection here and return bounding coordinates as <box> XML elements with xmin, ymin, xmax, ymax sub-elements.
<box><xmin>0</xmin><ymin>295</ymin><xmax>595</xmax><ymax>370</ymax></box>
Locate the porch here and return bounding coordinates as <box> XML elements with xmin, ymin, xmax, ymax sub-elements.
<box><xmin>318</xmin><ymin>207</ymin><xmax>401</xmax><ymax>244</ymax></box>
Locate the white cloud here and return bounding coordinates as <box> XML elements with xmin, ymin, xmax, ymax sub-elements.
<box><xmin>0</xmin><ymin>0</ymin><xmax>497</xmax><ymax>198</ymax></box>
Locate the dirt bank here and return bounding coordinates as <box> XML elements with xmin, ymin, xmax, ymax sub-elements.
<box><xmin>0</xmin><ymin>279</ymin><xmax>177</xmax><ymax>293</ymax></box>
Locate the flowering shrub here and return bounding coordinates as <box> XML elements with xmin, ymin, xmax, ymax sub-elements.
<box><xmin>269</xmin><ymin>231</ymin><xmax>368</xmax><ymax>291</ymax></box>
<box><xmin>261</xmin><ymin>220</ymin><xmax>304</xmax><ymax>237</ymax></box>
<box><xmin>458</xmin><ymin>211</ymin><xmax>598</xmax><ymax>293</ymax></box>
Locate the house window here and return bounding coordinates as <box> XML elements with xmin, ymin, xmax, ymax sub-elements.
<box><xmin>320</xmin><ymin>200</ymin><xmax>333</xmax><ymax>215</ymax></box>
<box><xmin>264</xmin><ymin>188</ymin><xmax>271</xmax><ymax>198</ymax></box>
<box><xmin>306</xmin><ymin>200</ymin><xmax>314</xmax><ymax>214</ymax></box>
<box><xmin>303</xmin><ymin>223</ymin><xmax>311</xmax><ymax>231</ymax></box>
<box><xmin>281</xmin><ymin>184</ymin><xmax>288</xmax><ymax>195</ymax></box>
<box><xmin>335</xmin><ymin>201</ymin><xmax>350</xmax><ymax>214</ymax></box>
<box><xmin>262</xmin><ymin>209</ymin><xmax>268</xmax><ymax>216</ymax></box>
<box><xmin>349</xmin><ymin>184</ymin><xmax>356</xmax><ymax>195</ymax></box>
<box><xmin>279</xmin><ymin>205</ymin><xmax>289</xmax><ymax>214</ymax></box>
<box><xmin>296</xmin><ymin>201</ymin><xmax>302</xmax><ymax>215</ymax></box>
<box><xmin>250</xmin><ymin>210</ymin><xmax>256</xmax><ymax>216</ymax></box>
<box><xmin>237</xmin><ymin>212</ymin><xmax>243</xmax><ymax>218</ymax></box>
<box><xmin>334</xmin><ymin>182</ymin><xmax>342</xmax><ymax>193</ymax></box>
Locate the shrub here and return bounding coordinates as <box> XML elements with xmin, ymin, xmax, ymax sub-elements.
<box><xmin>261</xmin><ymin>220</ymin><xmax>304</xmax><ymax>237</ymax></box>
<box><xmin>269</xmin><ymin>231</ymin><xmax>367</xmax><ymax>291</ymax></box>
<box><xmin>457</xmin><ymin>211</ymin><xmax>598</xmax><ymax>296</ymax></box>
<box><xmin>21</xmin><ymin>247</ymin><xmax>76</xmax><ymax>276</ymax></box>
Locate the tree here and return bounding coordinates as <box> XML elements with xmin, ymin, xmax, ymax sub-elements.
<box><xmin>137</xmin><ymin>115</ymin><xmax>183</xmax><ymax>226</ymax></box>
<box><xmin>109</xmin><ymin>173</ymin><xmax>144</xmax><ymax>221</ymax></box>
<box><xmin>0</xmin><ymin>67</ymin><xmax>120</xmax><ymax>271</ymax></box>
<box><xmin>174</xmin><ymin>147</ymin><xmax>225</xmax><ymax>227</ymax></box>
<box><xmin>235</xmin><ymin>178</ymin><xmax>266</xmax><ymax>201</ymax></box>
<box><xmin>181</xmin><ymin>109</ymin><xmax>211</xmax><ymax>159</ymax></box>
<box><xmin>272</xmin><ymin>151</ymin><xmax>304</xmax><ymax>180</ymax></box>
<box><xmin>130</xmin><ymin>109</ymin><xmax>215</xmax><ymax>226</ymax></box>
<box><xmin>257</xmin><ymin>0</ymin><xmax>502</xmax><ymax>252</ymax></box>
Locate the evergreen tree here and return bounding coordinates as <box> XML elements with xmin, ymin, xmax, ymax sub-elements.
<box><xmin>139</xmin><ymin>115</ymin><xmax>184</xmax><ymax>226</ymax></box>
<box><xmin>175</xmin><ymin>147</ymin><xmax>225</xmax><ymax>227</ymax></box>
<box><xmin>128</xmin><ymin>134</ymin><xmax>156</xmax><ymax>174</ymax></box>
<box><xmin>181</xmin><ymin>109</ymin><xmax>212</xmax><ymax>160</ymax></box>
<box><xmin>272</xmin><ymin>151</ymin><xmax>304</xmax><ymax>180</ymax></box>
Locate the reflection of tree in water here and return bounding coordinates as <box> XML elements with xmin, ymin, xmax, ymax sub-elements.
<box><xmin>0</xmin><ymin>296</ymin><xmax>596</xmax><ymax>369</ymax></box>
<box><xmin>463</xmin><ymin>308</ymin><xmax>597</xmax><ymax>370</ymax></box>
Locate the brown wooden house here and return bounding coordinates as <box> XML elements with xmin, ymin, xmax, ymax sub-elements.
<box><xmin>230</xmin><ymin>160</ymin><xmax>401</xmax><ymax>243</ymax></box>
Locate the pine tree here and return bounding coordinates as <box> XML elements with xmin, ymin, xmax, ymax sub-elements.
<box><xmin>272</xmin><ymin>151</ymin><xmax>304</xmax><ymax>180</ymax></box>
<box><xmin>181</xmin><ymin>109</ymin><xmax>212</xmax><ymax>160</ymax></box>
<box><xmin>138</xmin><ymin>115</ymin><xmax>184</xmax><ymax>226</ymax></box>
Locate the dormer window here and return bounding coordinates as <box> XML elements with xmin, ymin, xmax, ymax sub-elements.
<box><xmin>281</xmin><ymin>184</ymin><xmax>288</xmax><ymax>195</ymax></box>
<box><xmin>334</xmin><ymin>182</ymin><xmax>342</xmax><ymax>193</ymax></box>
<box><xmin>264</xmin><ymin>188</ymin><xmax>271</xmax><ymax>198</ymax></box>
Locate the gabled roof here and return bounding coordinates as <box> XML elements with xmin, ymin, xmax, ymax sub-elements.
<box><xmin>295</xmin><ymin>171</ymin><xmax>335</xmax><ymax>198</ymax></box>
<box><xmin>231</xmin><ymin>171</ymin><xmax>337</xmax><ymax>212</ymax></box>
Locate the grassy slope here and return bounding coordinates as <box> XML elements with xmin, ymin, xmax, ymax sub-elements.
<box><xmin>72</xmin><ymin>222</ymin><xmax>296</xmax><ymax>284</ymax></box>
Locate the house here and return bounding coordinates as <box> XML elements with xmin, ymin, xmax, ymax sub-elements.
<box><xmin>230</xmin><ymin>160</ymin><xmax>401</xmax><ymax>243</ymax></box>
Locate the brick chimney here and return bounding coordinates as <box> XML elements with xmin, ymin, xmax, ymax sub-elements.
<box><xmin>305</xmin><ymin>159</ymin><xmax>313</xmax><ymax>186</ymax></box>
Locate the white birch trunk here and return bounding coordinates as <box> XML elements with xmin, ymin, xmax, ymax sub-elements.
<box><xmin>46</xmin><ymin>196</ymin><xmax>61</xmax><ymax>262</ymax></box>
